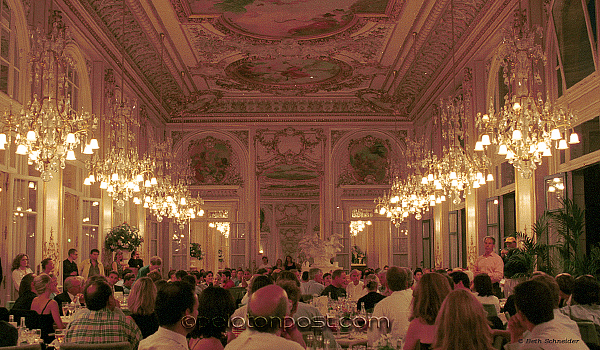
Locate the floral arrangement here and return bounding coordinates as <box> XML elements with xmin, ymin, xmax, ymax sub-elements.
<box><xmin>352</xmin><ymin>245</ymin><xmax>366</xmax><ymax>264</ymax></box>
<box><xmin>190</xmin><ymin>243</ymin><xmax>205</xmax><ymax>260</ymax></box>
<box><xmin>105</xmin><ymin>223</ymin><xmax>143</xmax><ymax>252</ymax></box>
<box><xmin>374</xmin><ymin>334</ymin><xmax>402</xmax><ymax>350</ymax></box>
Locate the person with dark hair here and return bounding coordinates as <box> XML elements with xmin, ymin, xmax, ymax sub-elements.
<box><xmin>530</xmin><ymin>274</ymin><xmax>579</xmax><ymax>335</ymax></box>
<box><xmin>321</xmin><ymin>269</ymin><xmax>347</xmax><ymax>300</ymax></box>
<box><xmin>368</xmin><ymin>266</ymin><xmax>412</xmax><ymax>345</ymax></box>
<box><xmin>506</xmin><ymin>280</ymin><xmax>585</xmax><ymax>350</ymax></box>
<box><xmin>12</xmin><ymin>273</ymin><xmax>37</xmax><ymax>310</ymax></box>
<box><xmin>322</xmin><ymin>272</ymin><xmax>332</xmax><ymax>287</ymax></box>
<box><xmin>283</xmin><ymin>255</ymin><xmax>298</xmax><ymax>271</ymax></box>
<box><xmin>412</xmin><ymin>267</ymin><xmax>423</xmax><ymax>290</ymax></box>
<box><xmin>559</xmin><ymin>275</ymin><xmax>600</xmax><ymax>333</ymax></box>
<box><xmin>189</xmin><ymin>286</ymin><xmax>236</xmax><ymax>350</ymax></box>
<box><xmin>225</xmin><ymin>284</ymin><xmax>304</xmax><ymax>350</ymax></box>
<box><xmin>128</xmin><ymin>251</ymin><xmax>144</xmax><ymax>276</ymax></box>
<box><xmin>258</xmin><ymin>256</ymin><xmax>270</xmax><ymax>270</ymax></box>
<box><xmin>11</xmin><ymin>253</ymin><xmax>33</xmax><ymax>292</ymax></box>
<box><xmin>80</xmin><ymin>249</ymin><xmax>105</xmax><ymax>279</ymax></box>
<box><xmin>139</xmin><ymin>281</ymin><xmax>199</xmax><ymax>350</ymax></box>
<box><xmin>122</xmin><ymin>272</ymin><xmax>136</xmax><ymax>294</ymax></box>
<box><xmin>449</xmin><ymin>270</ymin><xmax>471</xmax><ymax>291</ymax></box>
<box><xmin>472</xmin><ymin>273</ymin><xmax>500</xmax><ymax>314</ymax></box>
<box><xmin>182</xmin><ymin>274</ymin><xmax>197</xmax><ymax>289</ymax></box>
<box><xmin>175</xmin><ymin>270</ymin><xmax>189</xmax><ymax>281</ymax></box>
<box><xmin>221</xmin><ymin>270</ymin><xmax>234</xmax><ymax>289</ymax></box>
<box><xmin>41</xmin><ymin>258</ymin><xmax>54</xmax><ymax>275</ymax></box>
<box><xmin>66</xmin><ymin>278</ymin><xmax>142</xmax><ymax>348</ymax></box>
<box><xmin>556</xmin><ymin>273</ymin><xmax>575</xmax><ymax>308</ymax></box>
<box><xmin>63</xmin><ymin>248</ymin><xmax>79</xmax><ymax>282</ymax></box>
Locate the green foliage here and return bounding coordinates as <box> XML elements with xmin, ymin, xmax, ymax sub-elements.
<box><xmin>515</xmin><ymin>212</ymin><xmax>554</xmax><ymax>277</ymax></box>
<box><xmin>549</xmin><ymin>198</ymin><xmax>586</xmax><ymax>275</ymax></box>
<box><xmin>105</xmin><ymin>223</ymin><xmax>143</xmax><ymax>252</ymax></box>
<box><xmin>190</xmin><ymin>243</ymin><xmax>205</xmax><ymax>260</ymax></box>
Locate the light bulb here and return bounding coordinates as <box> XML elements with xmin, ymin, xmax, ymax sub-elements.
<box><xmin>151</xmin><ymin>177</ymin><xmax>158</xmax><ymax>185</ymax></box>
<box><xmin>474</xmin><ymin>141</ymin><xmax>484</xmax><ymax>151</ymax></box>
<box><xmin>15</xmin><ymin>144</ymin><xmax>28</xmax><ymax>155</ymax></box>
<box><xmin>487</xmin><ymin>174</ymin><xmax>494</xmax><ymax>182</ymax></box>
<box><xmin>66</xmin><ymin>133</ymin><xmax>76</xmax><ymax>144</ymax></box>
<box><xmin>558</xmin><ymin>139</ymin><xmax>568</xmax><ymax>150</ymax></box>
<box><xmin>83</xmin><ymin>144</ymin><xmax>93</xmax><ymax>154</ymax></box>
<box><xmin>100</xmin><ymin>181</ymin><xmax>108</xmax><ymax>189</ymax></box>
<box><xmin>550</xmin><ymin>128</ymin><xmax>562</xmax><ymax>140</ymax></box>
<box><xmin>497</xmin><ymin>144</ymin><xmax>508</xmax><ymax>155</ymax></box>
<box><xmin>512</xmin><ymin>129</ymin><xmax>522</xmax><ymax>140</ymax></box>
<box><xmin>481</xmin><ymin>134</ymin><xmax>491</xmax><ymax>146</ymax></box>
<box><xmin>26</xmin><ymin>130</ymin><xmax>36</xmax><ymax>142</ymax></box>
<box><xmin>111</xmin><ymin>173</ymin><xmax>119</xmax><ymax>181</ymax></box>
<box><xmin>569</xmin><ymin>133</ymin><xmax>580</xmax><ymax>144</ymax></box>
<box><xmin>144</xmin><ymin>180</ymin><xmax>151</xmax><ymax>187</ymax></box>
<box><xmin>90</xmin><ymin>138</ymin><xmax>99</xmax><ymax>149</ymax></box>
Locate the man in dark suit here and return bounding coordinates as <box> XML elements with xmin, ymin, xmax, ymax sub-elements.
<box><xmin>55</xmin><ymin>276</ymin><xmax>83</xmax><ymax>316</ymax></box>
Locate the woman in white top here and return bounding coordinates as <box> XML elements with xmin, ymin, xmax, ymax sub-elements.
<box><xmin>472</xmin><ymin>273</ymin><xmax>501</xmax><ymax>315</ymax></box>
<box><xmin>11</xmin><ymin>253</ymin><xmax>33</xmax><ymax>292</ymax></box>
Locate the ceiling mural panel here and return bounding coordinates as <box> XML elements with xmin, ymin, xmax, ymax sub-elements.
<box><xmin>77</xmin><ymin>0</ymin><xmax>501</xmax><ymax>120</ymax></box>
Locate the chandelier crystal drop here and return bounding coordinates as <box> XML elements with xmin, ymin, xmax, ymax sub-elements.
<box><xmin>0</xmin><ymin>14</ymin><xmax>98</xmax><ymax>181</ymax></box>
<box><xmin>475</xmin><ymin>10</ymin><xmax>579</xmax><ymax>179</ymax></box>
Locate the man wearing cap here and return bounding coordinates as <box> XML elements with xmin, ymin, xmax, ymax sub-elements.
<box><xmin>503</xmin><ymin>236</ymin><xmax>527</xmax><ymax>297</ymax></box>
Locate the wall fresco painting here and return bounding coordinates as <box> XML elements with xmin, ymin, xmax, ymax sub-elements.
<box><xmin>188</xmin><ymin>136</ymin><xmax>243</xmax><ymax>185</ymax></box>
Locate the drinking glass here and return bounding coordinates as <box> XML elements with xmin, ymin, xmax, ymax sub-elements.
<box><xmin>55</xmin><ymin>329</ymin><xmax>66</xmax><ymax>344</ymax></box>
<box><xmin>32</xmin><ymin>329</ymin><xmax>42</xmax><ymax>343</ymax></box>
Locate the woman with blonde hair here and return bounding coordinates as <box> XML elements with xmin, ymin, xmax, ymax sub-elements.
<box><xmin>434</xmin><ymin>289</ymin><xmax>495</xmax><ymax>350</ymax></box>
<box><xmin>128</xmin><ymin>277</ymin><xmax>159</xmax><ymax>338</ymax></box>
<box><xmin>112</xmin><ymin>250</ymin><xmax>128</xmax><ymax>277</ymax></box>
<box><xmin>404</xmin><ymin>273</ymin><xmax>451</xmax><ymax>350</ymax></box>
<box><xmin>30</xmin><ymin>273</ymin><xmax>64</xmax><ymax>343</ymax></box>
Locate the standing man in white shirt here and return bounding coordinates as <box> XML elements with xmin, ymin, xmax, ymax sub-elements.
<box><xmin>474</xmin><ymin>236</ymin><xmax>504</xmax><ymax>296</ymax></box>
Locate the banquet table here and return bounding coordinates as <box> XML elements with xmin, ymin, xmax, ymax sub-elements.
<box><xmin>334</xmin><ymin>333</ymin><xmax>368</xmax><ymax>349</ymax></box>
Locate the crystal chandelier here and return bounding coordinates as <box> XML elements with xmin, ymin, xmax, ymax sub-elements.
<box><xmin>209</xmin><ymin>222</ymin><xmax>230</xmax><ymax>238</ymax></box>
<box><xmin>0</xmin><ymin>14</ymin><xmax>98</xmax><ymax>181</ymax></box>
<box><xmin>143</xmin><ymin>139</ymin><xmax>204</xmax><ymax>228</ymax></box>
<box><xmin>84</xmin><ymin>77</ymin><xmax>156</xmax><ymax>206</ymax></box>
<box><xmin>475</xmin><ymin>10</ymin><xmax>579</xmax><ymax>179</ymax></box>
<box><xmin>350</xmin><ymin>220</ymin><xmax>371</xmax><ymax>237</ymax></box>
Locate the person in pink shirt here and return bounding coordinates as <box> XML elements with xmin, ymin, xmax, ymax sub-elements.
<box><xmin>221</xmin><ymin>270</ymin><xmax>235</xmax><ymax>289</ymax></box>
<box><xmin>474</xmin><ymin>236</ymin><xmax>504</xmax><ymax>296</ymax></box>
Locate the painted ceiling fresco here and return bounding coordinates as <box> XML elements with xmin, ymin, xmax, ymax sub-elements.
<box><xmin>189</xmin><ymin>0</ymin><xmax>389</xmax><ymax>39</ymax></box>
<box><xmin>79</xmin><ymin>0</ymin><xmax>497</xmax><ymax>120</ymax></box>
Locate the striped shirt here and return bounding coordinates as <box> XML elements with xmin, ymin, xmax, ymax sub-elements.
<box><xmin>65</xmin><ymin>307</ymin><xmax>142</xmax><ymax>349</ymax></box>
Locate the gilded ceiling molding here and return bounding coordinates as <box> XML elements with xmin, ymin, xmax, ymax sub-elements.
<box><xmin>255</xmin><ymin>127</ymin><xmax>326</xmax><ymax>177</ymax></box>
<box><xmin>85</xmin><ymin>0</ymin><xmax>182</xmax><ymax>113</ymax></box>
<box><xmin>229</xmin><ymin>131</ymin><xmax>249</xmax><ymax>150</ymax></box>
<box><xmin>394</xmin><ymin>0</ymin><xmax>490</xmax><ymax>112</ymax></box>
<box><xmin>191</xmin><ymin>188</ymin><xmax>239</xmax><ymax>199</ymax></box>
<box><xmin>331</xmin><ymin>130</ymin><xmax>350</xmax><ymax>148</ymax></box>
<box><xmin>341</xmin><ymin>187</ymin><xmax>387</xmax><ymax>198</ymax></box>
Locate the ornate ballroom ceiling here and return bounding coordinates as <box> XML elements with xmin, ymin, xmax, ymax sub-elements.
<box><xmin>69</xmin><ymin>0</ymin><xmax>502</xmax><ymax>123</ymax></box>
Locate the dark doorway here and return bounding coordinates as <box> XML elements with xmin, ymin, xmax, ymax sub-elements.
<box><xmin>573</xmin><ymin>163</ymin><xmax>600</xmax><ymax>252</ymax></box>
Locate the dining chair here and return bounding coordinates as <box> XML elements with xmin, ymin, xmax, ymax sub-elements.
<box><xmin>60</xmin><ymin>341</ymin><xmax>131</xmax><ymax>350</ymax></box>
<box><xmin>577</xmin><ymin>321</ymin><xmax>600</xmax><ymax>346</ymax></box>
<box><xmin>482</xmin><ymin>303</ymin><xmax>498</xmax><ymax>317</ymax></box>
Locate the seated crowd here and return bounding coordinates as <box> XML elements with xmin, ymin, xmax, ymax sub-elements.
<box><xmin>0</xmin><ymin>250</ymin><xmax>598</xmax><ymax>350</ymax></box>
